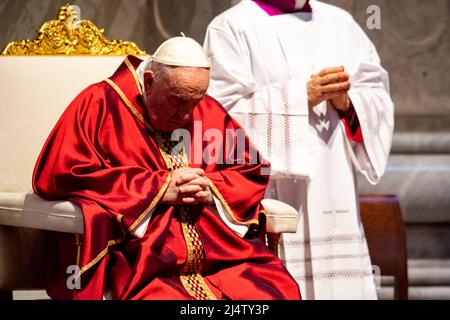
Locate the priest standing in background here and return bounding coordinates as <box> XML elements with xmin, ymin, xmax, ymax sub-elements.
<box><xmin>204</xmin><ymin>0</ymin><xmax>394</xmax><ymax>299</ymax></box>
<box><xmin>33</xmin><ymin>36</ymin><xmax>301</xmax><ymax>300</ymax></box>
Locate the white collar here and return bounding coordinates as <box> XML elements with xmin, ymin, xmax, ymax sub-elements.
<box><xmin>136</xmin><ymin>57</ymin><xmax>151</xmax><ymax>96</ymax></box>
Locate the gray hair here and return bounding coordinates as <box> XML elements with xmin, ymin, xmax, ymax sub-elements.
<box><xmin>144</xmin><ymin>59</ymin><xmax>175</xmax><ymax>81</ymax></box>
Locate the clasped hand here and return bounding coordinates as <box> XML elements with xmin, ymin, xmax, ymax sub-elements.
<box><xmin>307</xmin><ymin>66</ymin><xmax>351</xmax><ymax>113</ymax></box>
<box><xmin>162</xmin><ymin>167</ymin><xmax>213</xmax><ymax>205</ymax></box>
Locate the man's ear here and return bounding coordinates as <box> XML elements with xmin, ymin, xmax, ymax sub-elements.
<box><xmin>143</xmin><ymin>70</ymin><xmax>155</xmax><ymax>92</ymax></box>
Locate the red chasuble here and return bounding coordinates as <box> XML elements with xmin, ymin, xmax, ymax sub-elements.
<box><xmin>32</xmin><ymin>56</ymin><xmax>301</xmax><ymax>300</ymax></box>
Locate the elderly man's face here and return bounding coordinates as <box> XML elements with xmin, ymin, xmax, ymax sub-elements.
<box><xmin>143</xmin><ymin>66</ymin><xmax>210</xmax><ymax>132</ymax></box>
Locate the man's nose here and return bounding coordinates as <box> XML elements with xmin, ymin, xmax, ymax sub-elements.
<box><xmin>170</xmin><ymin>112</ymin><xmax>187</xmax><ymax>123</ymax></box>
<box><xmin>176</xmin><ymin>110</ymin><xmax>190</xmax><ymax>119</ymax></box>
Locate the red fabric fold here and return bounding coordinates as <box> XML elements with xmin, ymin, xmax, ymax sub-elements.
<box><xmin>338</xmin><ymin>107</ymin><xmax>364</xmax><ymax>143</ymax></box>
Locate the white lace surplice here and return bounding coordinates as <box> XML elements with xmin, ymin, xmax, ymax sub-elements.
<box><xmin>204</xmin><ymin>0</ymin><xmax>394</xmax><ymax>299</ymax></box>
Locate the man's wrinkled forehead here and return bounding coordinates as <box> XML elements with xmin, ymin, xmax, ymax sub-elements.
<box><xmin>165</xmin><ymin>67</ymin><xmax>210</xmax><ymax>96</ymax></box>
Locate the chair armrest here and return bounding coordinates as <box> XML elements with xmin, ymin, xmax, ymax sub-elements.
<box><xmin>261</xmin><ymin>198</ymin><xmax>299</xmax><ymax>234</ymax></box>
<box><xmin>0</xmin><ymin>192</ymin><xmax>83</xmax><ymax>291</ymax></box>
<box><xmin>0</xmin><ymin>192</ymin><xmax>83</xmax><ymax>234</ymax></box>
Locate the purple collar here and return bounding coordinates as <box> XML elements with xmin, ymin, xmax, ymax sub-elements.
<box><xmin>253</xmin><ymin>0</ymin><xmax>312</xmax><ymax>16</ymax></box>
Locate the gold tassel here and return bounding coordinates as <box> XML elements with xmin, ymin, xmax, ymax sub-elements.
<box><xmin>75</xmin><ymin>234</ymin><xmax>82</xmax><ymax>267</ymax></box>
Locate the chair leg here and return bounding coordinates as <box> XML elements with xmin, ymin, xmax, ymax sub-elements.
<box><xmin>267</xmin><ymin>233</ymin><xmax>281</xmax><ymax>257</ymax></box>
<box><xmin>0</xmin><ymin>290</ymin><xmax>13</xmax><ymax>300</ymax></box>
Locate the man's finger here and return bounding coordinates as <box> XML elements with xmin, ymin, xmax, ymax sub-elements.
<box><xmin>319</xmin><ymin>66</ymin><xmax>345</xmax><ymax>77</ymax></box>
<box><xmin>182</xmin><ymin>197</ymin><xmax>198</xmax><ymax>204</ymax></box>
<box><xmin>174</xmin><ymin>167</ymin><xmax>205</xmax><ymax>175</ymax></box>
<box><xmin>176</xmin><ymin>173</ymin><xmax>199</xmax><ymax>185</ymax></box>
<box><xmin>191</xmin><ymin>168</ymin><xmax>206</xmax><ymax>176</ymax></box>
<box><xmin>185</xmin><ymin>177</ymin><xmax>210</xmax><ymax>188</ymax></box>
<box><xmin>321</xmin><ymin>82</ymin><xmax>351</xmax><ymax>94</ymax></box>
<box><xmin>194</xmin><ymin>190</ymin><xmax>210</xmax><ymax>198</ymax></box>
<box><xmin>179</xmin><ymin>185</ymin><xmax>203</xmax><ymax>195</ymax></box>
<box><xmin>176</xmin><ymin>169</ymin><xmax>206</xmax><ymax>185</ymax></box>
<box><xmin>319</xmin><ymin>72</ymin><xmax>349</xmax><ymax>85</ymax></box>
<box><xmin>194</xmin><ymin>190</ymin><xmax>212</xmax><ymax>204</ymax></box>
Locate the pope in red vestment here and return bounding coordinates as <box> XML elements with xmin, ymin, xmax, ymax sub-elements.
<box><xmin>32</xmin><ymin>37</ymin><xmax>301</xmax><ymax>300</ymax></box>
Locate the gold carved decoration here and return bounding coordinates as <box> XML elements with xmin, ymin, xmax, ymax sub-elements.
<box><xmin>1</xmin><ymin>4</ymin><xmax>147</xmax><ymax>56</ymax></box>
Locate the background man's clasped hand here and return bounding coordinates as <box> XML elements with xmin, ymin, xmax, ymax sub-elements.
<box><xmin>307</xmin><ymin>66</ymin><xmax>352</xmax><ymax>114</ymax></box>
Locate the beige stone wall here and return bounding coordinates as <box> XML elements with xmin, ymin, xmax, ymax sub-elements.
<box><xmin>1</xmin><ymin>0</ymin><xmax>449</xmax><ymax>129</ymax></box>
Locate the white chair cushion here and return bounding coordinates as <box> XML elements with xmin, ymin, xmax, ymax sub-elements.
<box><xmin>0</xmin><ymin>192</ymin><xmax>83</xmax><ymax>234</ymax></box>
<box><xmin>261</xmin><ymin>198</ymin><xmax>300</xmax><ymax>234</ymax></box>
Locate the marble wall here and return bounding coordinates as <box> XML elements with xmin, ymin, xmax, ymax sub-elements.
<box><xmin>1</xmin><ymin>0</ymin><xmax>449</xmax><ymax>258</ymax></box>
<box><xmin>1</xmin><ymin>0</ymin><xmax>449</xmax><ymax>125</ymax></box>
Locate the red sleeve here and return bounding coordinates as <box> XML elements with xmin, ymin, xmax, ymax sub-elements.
<box><xmin>32</xmin><ymin>84</ymin><xmax>171</xmax><ymax>231</ymax></box>
<box><xmin>198</xmin><ymin>98</ymin><xmax>270</xmax><ymax>226</ymax></box>
<box><xmin>338</xmin><ymin>105</ymin><xmax>364</xmax><ymax>143</ymax></box>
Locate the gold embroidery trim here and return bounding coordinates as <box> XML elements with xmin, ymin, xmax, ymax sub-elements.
<box><xmin>154</xmin><ymin>132</ymin><xmax>190</xmax><ymax>171</ymax></box>
<box><xmin>180</xmin><ymin>274</ymin><xmax>217</xmax><ymax>300</ymax></box>
<box><xmin>128</xmin><ymin>172</ymin><xmax>172</xmax><ymax>232</ymax></box>
<box><xmin>104</xmin><ymin>78</ymin><xmax>158</xmax><ymax>134</ymax></box>
<box><xmin>76</xmin><ymin>238</ymin><xmax>123</xmax><ymax>279</ymax></box>
<box><xmin>155</xmin><ymin>133</ymin><xmax>216</xmax><ymax>300</ymax></box>
<box><xmin>75</xmin><ymin>234</ymin><xmax>82</xmax><ymax>267</ymax></box>
<box><xmin>154</xmin><ymin>133</ymin><xmax>174</xmax><ymax>170</ymax></box>
<box><xmin>74</xmin><ymin>172</ymin><xmax>171</xmax><ymax>279</ymax></box>
<box><xmin>105</xmin><ymin>78</ymin><xmax>145</xmax><ymax>124</ymax></box>
<box><xmin>124</xmin><ymin>56</ymin><xmax>144</xmax><ymax>96</ymax></box>
<box><xmin>73</xmin><ymin>152</ymin><xmax>172</xmax><ymax>279</ymax></box>
<box><xmin>105</xmin><ymin>77</ymin><xmax>172</xmax><ymax>229</ymax></box>
<box><xmin>207</xmin><ymin>178</ymin><xmax>259</xmax><ymax>226</ymax></box>
<box><xmin>179</xmin><ymin>209</ymin><xmax>217</xmax><ymax>300</ymax></box>
<box><xmin>179</xmin><ymin>210</ymin><xmax>199</xmax><ymax>272</ymax></box>
<box><xmin>195</xmin><ymin>275</ymin><xmax>218</xmax><ymax>300</ymax></box>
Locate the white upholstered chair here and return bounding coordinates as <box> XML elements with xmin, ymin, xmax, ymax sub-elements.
<box><xmin>0</xmin><ymin>4</ymin><xmax>299</xmax><ymax>299</ymax></box>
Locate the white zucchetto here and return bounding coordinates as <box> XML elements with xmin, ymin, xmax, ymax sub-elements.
<box><xmin>151</xmin><ymin>35</ymin><xmax>211</xmax><ymax>68</ymax></box>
